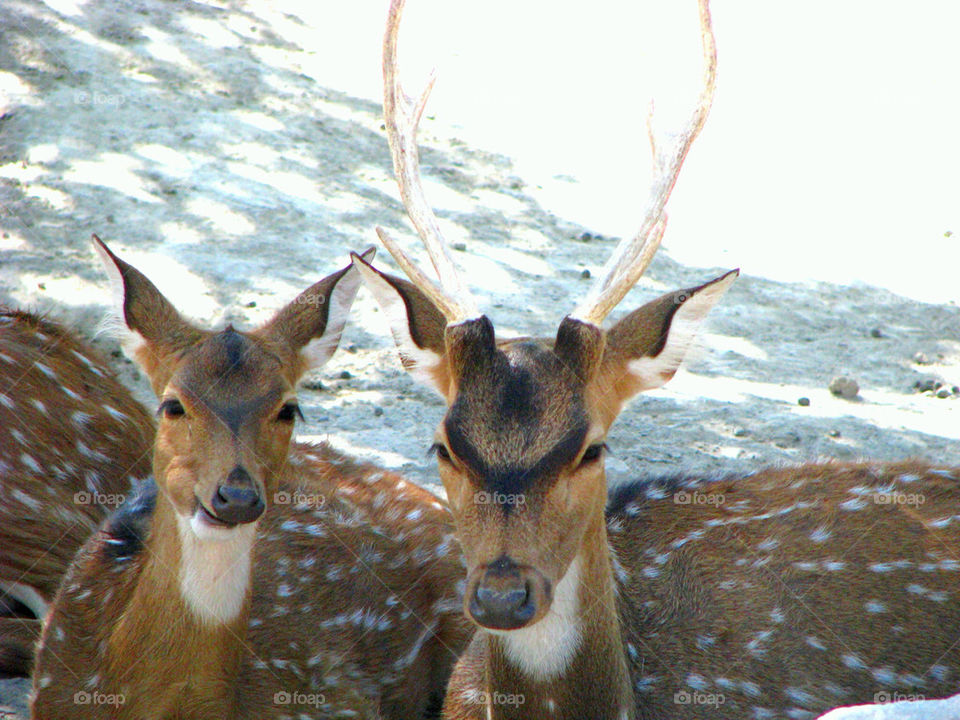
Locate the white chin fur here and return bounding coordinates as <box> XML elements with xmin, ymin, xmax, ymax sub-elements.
<box><xmin>188</xmin><ymin>508</ymin><xmax>242</xmax><ymax>541</ymax></box>
<box><xmin>176</xmin><ymin>512</ymin><xmax>255</xmax><ymax>625</ymax></box>
<box><xmin>494</xmin><ymin>555</ymin><xmax>583</xmax><ymax>682</ymax></box>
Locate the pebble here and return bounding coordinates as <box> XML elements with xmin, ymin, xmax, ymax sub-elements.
<box><xmin>869</xmin><ymin>327</ymin><xmax>884</xmax><ymax>338</ymax></box>
<box><xmin>798</xmin><ymin>397</ymin><xmax>810</xmax><ymax>407</ymax></box>
<box><xmin>829</xmin><ymin>429</ymin><xmax>841</xmax><ymax>438</ymax></box>
<box><xmin>581</xmin><ymin>269</ymin><xmax>591</xmax><ymax>279</ymax></box>
<box><xmin>733</xmin><ymin>427</ymin><xmax>749</xmax><ymax>437</ymax></box>
<box><xmin>914</xmin><ymin>378</ymin><xmax>942</xmax><ymax>393</ymax></box>
<box><xmin>937</xmin><ymin>389</ymin><xmax>951</xmax><ymax>399</ymax></box>
<box><xmin>913</xmin><ymin>352</ymin><xmax>932</xmax><ymax>365</ymax></box>
<box><xmin>339</xmin><ymin>370</ymin><xmax>352</xmax><ymax>380</ymax></box>
<box><xmin>829</xmin><ymin>376</ymin><xmax>859</xmax><ymax>399</ymax></box>
<box><xmin>373</xmin><ymin>406</ymin><xmax>384</xmax><ymax>417</ymax></box>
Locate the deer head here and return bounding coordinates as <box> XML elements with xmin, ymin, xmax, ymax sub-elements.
<box><xmin>356</xmin><ymin>0</ymin><xmax>732</xmax><ymax>637</ymax></box>
<box><xmin>93</xmin><ymin>235</ymin><xmax>368</xmax><ymax>542</ymax></box>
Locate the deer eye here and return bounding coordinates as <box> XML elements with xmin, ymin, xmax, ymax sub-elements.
<box><xmin>158</xmin><ymin>398</ymin><xmax>185</xmax><ymax>419</ymax></box>
<box><xmin>429</xmin><ymin>443</ymin><xmax>452</xmax><ymax>462</ymax></box>
<box><xmin>580</xmin><ymin>443</ymin><xmax>607</xmax><ymax>465</ymax></box>
<box><xmin>276</xmin><ymin>402</ymin><xmax>303</xmax><ymax>423</ymax></box>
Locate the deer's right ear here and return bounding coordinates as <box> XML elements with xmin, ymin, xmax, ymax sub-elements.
<box><xmin>352</xmin><ymin>252</ymin><xmax>450</xmax><ymax>398</ymax></box>
<box><xmin>92</xmin><ymin>235</ymin><xmax>203</xmax><ymax>391</ymax></box>
<box><xmin>257</xmin><ymin>248</ymin><xmax>375</xmax><ymax>379</ymax></box>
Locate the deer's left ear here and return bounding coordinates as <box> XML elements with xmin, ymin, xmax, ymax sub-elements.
<box><xmin>596</xmin><ymin>269</ymin><xmax>737</xmax><ymax>415</ymax></box>
<box><xmin>92</xmin><ymin>234</ymin><xmax>206</xmax><ymax>394</ymax></box>
<box><xmin>257</xmin><ymin>248</ymin><xmax>374</xmax><ymax>375</ymax></box>
<box><xmin>352</xmin><ymin>251</ymin><xmax>451</xmax><ymax>398</ymax></box>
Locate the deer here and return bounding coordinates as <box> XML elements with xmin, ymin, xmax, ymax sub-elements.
<box><xmin>30</xmin><ymin>236</ymin><xmax>472</xmax><ymax>719</ymax></box>
<box><xmin>0</xmin><ymin>308</ymin><xmax>155</xmax><ymax>676</ymax></box>
<box><xmin>354</xmin><ymin>0</ymin><xmax>960</xmax><ymax>718</ymax></box>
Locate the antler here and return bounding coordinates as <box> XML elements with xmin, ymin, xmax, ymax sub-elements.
<box><xmin>571</xmin><ymin>0</ymin><xmax>718</xmax><ymax>327</ymax></box>
<box><xmin>377</xmin><ymin>0</ymin><xmax>480</xmax><ymax>323</ymax></box>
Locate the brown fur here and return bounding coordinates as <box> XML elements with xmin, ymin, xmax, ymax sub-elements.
<box><xmin>0</xmin><ymin>309</ymin><xmax>155</xmax><ymax>675</ymax></box>
<box><xmin>611</xmin><ymin>461</ymin><xmax>960</xmax><ymax>718</ymax></box>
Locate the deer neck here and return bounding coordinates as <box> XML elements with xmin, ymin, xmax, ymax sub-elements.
<box><xmin>483</xmin><ymin>510</ymin><xmax>636</xmax><ymax>720</ymax></box>
<box><xmin>106</xmin><ymin>494</ymin><xmax>255</xmax><ymax>714</ymax></box>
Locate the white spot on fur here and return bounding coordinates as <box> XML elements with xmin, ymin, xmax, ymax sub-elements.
<box><xmin>809</xmin><ymin>526</ymin><xmax>831</xmax><ymax>543</ymax></box>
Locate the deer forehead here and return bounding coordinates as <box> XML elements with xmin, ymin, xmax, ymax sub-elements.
<box><xmin>444</xmin><ymin>341</ymin><xmax>590</xmax><ymax>494</ymax></box>
<box><xmin>171</xmin><ymin>329</ymin><xmax>289</xmax><ymax>427</ymax></box>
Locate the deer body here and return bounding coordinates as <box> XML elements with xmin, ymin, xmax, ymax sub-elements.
<box><xmin>0</xmin><ymin>309</ymin><xmax>154</xmax><ymax>674</ymax></box>
<box><xmin>608</xmin><ymin>461</ymin><xmax>960</xmax><ymax>719</ymax></box>
<box><xmin>31</xmin><ymin>238</ymin><xmax>471</xmax><ymax>719</ymax></box>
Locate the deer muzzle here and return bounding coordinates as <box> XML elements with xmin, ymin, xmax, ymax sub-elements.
<box><xmin>466</xmin><ymin>555</ymin><xmax>551</xmax><ymax>630</ymax></box>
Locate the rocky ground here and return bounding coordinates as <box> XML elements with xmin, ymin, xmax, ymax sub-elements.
<box><xmin>1</xmin><ymin>0</ymin><xmax>958</xmax><ymax>716</ymax></box>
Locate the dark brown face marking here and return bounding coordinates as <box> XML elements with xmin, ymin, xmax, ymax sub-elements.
<box><xmin>174</xmin><ymin>328</ymin><xmax>286</xmax><ymax>432</ymax></box>
<box><xmin>444</xmin><ymin>338</ymin><xmax>589</xmax><ymax>498</ymax></box>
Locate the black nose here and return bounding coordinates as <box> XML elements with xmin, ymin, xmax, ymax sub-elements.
<box><xmin>210</xmin><ymin>466</ymin><xmax>264</xmax><ymax>525</ymax></box>
<box><xmin>469</xmin><ymin>556</ymin><xmax>536</xmax><ymax>630</ymax></box>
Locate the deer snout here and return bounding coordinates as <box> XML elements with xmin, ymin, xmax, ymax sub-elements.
<box><xmin>466</xmin><ymin>555</ymin><xmax>550</xmax><ymax>630</ymax></box>
<box><xmin>209</xmin><ymin>466</ymin><xmax>264</xmax><ymax>525</ymax></box>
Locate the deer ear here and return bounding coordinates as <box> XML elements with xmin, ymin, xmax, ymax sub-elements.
<box><xmin>597</xmin><ymin>269</ymin><xmax>737</xmax><ymax>415</ymax></box>
<box><xmin>258</xmin><ymin>248</ymin><xmax>373</xmax><ymax>374</ymax></box>
<box><xmin>92</xmin><ymin>234</ymin><xmax>204</xmax><ymax>392</ymax></box>
<box><xmin>352</xmin><ymin>251</ymin><xmax>450</xmax><ymax>397</ymax></box>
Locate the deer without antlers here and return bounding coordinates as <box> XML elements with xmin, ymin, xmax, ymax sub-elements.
<box><xmin>30</xmin><ymin>237</ymin><xmax>471</xmax><ymax>719</ymax></box>
<box><xmin>0</xmin><ymin>309</ymin><xmax>155</xmax><ymax>676</ymax></box>
<box><xmin>357</xmin><ymin>1</ymin><xmax>960</xmax><ymax>718</ymax></box>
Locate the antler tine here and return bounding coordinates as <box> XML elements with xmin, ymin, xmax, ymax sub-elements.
<box><xmin>380</xmin><ymin>0</ymin><xmax>480</xmax><ymax>323</ymax></box>
<box><xmin>571</xmin><ymin>0</ymin><xmax>718</xmax><ymax>327</ymax></box>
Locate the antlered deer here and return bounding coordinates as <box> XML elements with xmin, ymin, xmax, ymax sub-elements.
<box><xmin>0</xmin><ymin>309</ymin><xmax>154</xmax><ymax>675</ymax></box>
<box><xmin>31</xmin><ymin>237</ymin><xmax>471</xmax><ymax>719</ymax></box>
<box><xmin>356</xmin><ymin>0</ymin><xmax>960</xmax><ymax>718</ymax></box>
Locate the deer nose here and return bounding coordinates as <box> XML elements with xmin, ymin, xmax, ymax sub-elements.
<box><xmin>467</xmin><ymin>555</ymin><xmax>540</xmax><ymax>630</ymax></box>
<box><xmin>210</xmin><ymin>466</ymin><xmax>264</xmax><ymax>525</ymax></box>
